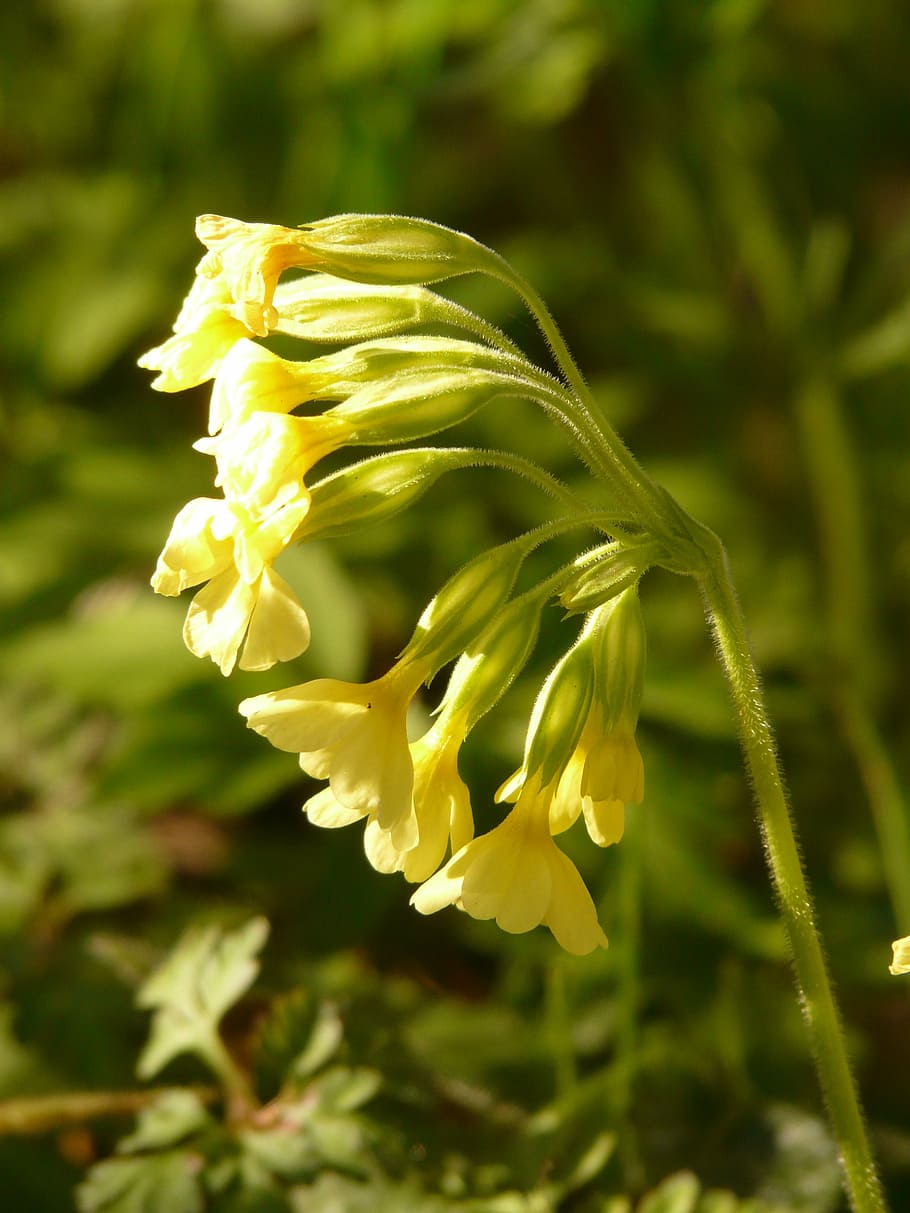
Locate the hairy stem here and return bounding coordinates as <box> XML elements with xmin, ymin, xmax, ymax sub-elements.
<box><xmin>702</xmin><ymin>543</ymin><xmax>886</xmax><ymax>1213</ymax></box>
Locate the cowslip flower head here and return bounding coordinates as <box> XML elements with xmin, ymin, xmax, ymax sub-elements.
<box><xmin>890</xmin><ymin>936</ymin><xmax>910</xmax><ymax>975</ymax></box>
<box><xmin>151</xmin><ymin>494</ymin><xmax>310</xmax><ymax>674</ymax></box>
<box><xmin>239</xmin><ymin>658</ymin><xmax>430</xmax><ymax>840</ymax></box>
<box><xmin>195</xmin><ymin>214</ymin><xmax>319</xmax><ymax>337</ymax></box>
<box><xmin>194</xmin><ymin>411</ymin><xmax>353</xmax><ymax>515</ymax></box>
<box><xmin>412</xmin><ymin>769</ymin><xmax>608</xmax><ymax>955</ymax></box>
<box><xmin>138</xmin><ymin>275</ymin><xmax>250</xmax><ymax>392</ymax></box>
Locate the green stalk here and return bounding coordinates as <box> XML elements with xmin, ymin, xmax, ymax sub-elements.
<box><xmin>702</xmin><ymin>543</ymin><xmax>886</xmax><ymax>1213</ymax></box>
<box><xmin>486</xmin><ymin>256</ymin><xmax>688</xmax><ymax>545</ymax></box>
<box><xmin>793</xmin><ymin>375</ymin><xmax>910</xmax><ymax>932</ymax></box>
<box><xmin>0</xmin><ymin>1086</ymin><xmax>218</xmax><ymax>1135</ymax></box>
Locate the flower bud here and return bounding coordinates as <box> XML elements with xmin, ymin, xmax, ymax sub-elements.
<box><xmin>273</xmin><ymin>276</ymin><xmax>499</xmax><ymax>346</ymax></box>
<box><xmin>402</xmin><ymin>533</ymin><xmax>543</xmax><ymax>679</ymax></box>
<box><xmin>591</xmin><ymin>587</ymin><xmax>646</xmax><ymax>732</ymax></box>
<box><xmin>436</xmin><ymin>594</ymin><xmax>546</xmax><ymax>735</ymax></box>
<box><xmin>303</xmin><ymin>448</ymin><xmax>476</xmax><ymax>542</ymax></box>
<box><xmin>522</xmin><ymin>626</ymin><xmax>597</xmax><ymax>789</ymax></box>
<box><xmin>297</xmin><ymin>214</ymin><xmax>502</xmax><ymax>286</ymax></box>
<box><xmin>559</xmin><ymin>540</ymin><xmax>658</xmax><ymax>614</ymax></box>
<box><xmin>337</xmin><ymin>367</ymin><xmax>531</xmax><ymax>445</ymax></box>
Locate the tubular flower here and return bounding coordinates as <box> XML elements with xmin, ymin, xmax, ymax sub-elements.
<box><xmin>207</xmin><ymin>339</ymin><xmax>327</xmax><ymax>436</ymax></box>
<box><xmin>239</xmin><ymin>658</ymin><xmax>431</xmax><ymax>842</ymax></box>
<box><xmin>194</xmin><ymin>411</ymin><xmax>353</xmax><ymax>514</ymax></box>
<box><xmin>152</xmin><ymin>494</ymin><xmax>311</xmax><ymax>675</ymax></box>
<box><xmin>412</xmin><ymin>770</ymin><xmax>608</xmax><ymax>955</ymax></box>
<box><xmin>196</xmin><ymin>214</ymin><xmax>319</xmax><ymax>337</ymax></box>
<box><xmin>138</xmin><ymin>275</ymin><xmax>253</xmax><ymax>392</ymax></box>
<box><xmin>548</xmin><ymin>714</ymin><xmax>626</xmax><ymax>848</ymax></box>
<box><xmin>365</xmin><ymin>712</ymin><xmax>475</xmax><ymax>883</ymax></box>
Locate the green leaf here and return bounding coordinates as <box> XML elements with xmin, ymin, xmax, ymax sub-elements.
<box><xmin>136</xmin><ymin>918</ymin><xmax>269</xmax><ymax>1080</ymax></box>
<box><xmin>118</xmin><ymin>1091</ymin><xmax>212</xmax><ymax>1154</ymax></box>
<box><xmin>76</xmin><ymin>1152</ymin><xmax>203</xmax><ymax>1213</ymax></box>
<box><xmin>638</xmin><ymin>1172</ymin><xmax>701</xmax><ymax>1213</ymax></box>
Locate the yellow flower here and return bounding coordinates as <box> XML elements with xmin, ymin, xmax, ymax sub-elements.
<box><xmin>363</xmin><ymin>715</ymin><xmax>475</xmax><ymax>883</ymax></box>
<box><xmin>194</xmin><ymin>412</ymin><xmax>352</xmax><ymax>514</ymax></box>
<box><xmin>547</xmin><ymin>715</ymin><xmax>627</xmax><ymax>848</ymax></box>
<box><xmin>239</xmin><ymin>660</ymin><xmax>428</xmax><ymax>838</ymax></box>
<box><xmin>207</xmin><ymin>338</ymin><xmax>320</xmax><ymax>435</ymax></box>
<box><xmin>195</xmin><ymin>214</ymin><xmax>318</xmax><ymax>337</ymax></box>
<box><xmin>412</xmin><ymin>771</ymin><xmax>608</xmax><ymax>955</ymax></box>
<box><xmin>151</xmin><ymin>494</ymin><xmax>310</xmax><ymax>674</ymax></box>
<box><xmin>890</xmin><ymin>936</ymin><xmax>910</xmax><ymax>975</ymax></box>
<box><xmin>138</xmin><ymin>275</ymin><xmax>250</xmax><ymax>392</ymax></box>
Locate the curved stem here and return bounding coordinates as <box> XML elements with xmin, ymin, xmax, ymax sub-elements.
<box><xmin>701</xmin><ymin>543</ymin><xmax>886</xmax><ymax>1213</ymax></box>
<box><xmin>486</xmin><ymin>257</ymin><xmax>688</xmax><ymax>544</ymax></box>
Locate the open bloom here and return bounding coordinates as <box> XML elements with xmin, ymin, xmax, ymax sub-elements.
<box><xmin>152</xmin><ymin>494</ymin><xmax>310</xmax><ymax>674</ymax></box>
<box><xmin>194</xmin><ymin>411</ymin><xmax>352</xmax><ymax>514</ymax></box>
<box><xmin>138</xmin><ymin>275</ymin><xmax>252</xmax><ymax>392</ymax></box>
<box><xmin>196</xmin><ymin>214</ymin><xmax>319</xmax><ymax>337</ymax></box>
<box><xmin>239</xmin><ymin>659</ymin><xmax>429</xmax><ymax>840</ymax></box>
<box><xmin>546</xmin><ymin>715</ymin><xmax>627</xmax><ymax>848</ymax></box>
<box><xmin>363</xmin><ymin>714</ymin><xmax>474</xmax><ymax>883</ymax></box>
<box><xmin>412</xmin><ymin>771</ymin><xmax>607</xmax><ymax>955</ymax></box>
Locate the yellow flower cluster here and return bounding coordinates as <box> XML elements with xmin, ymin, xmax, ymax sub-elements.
<box><xmin>142</xmin><ymin>214</ymin><xmax>652</xmax><ymax>954</ymax></box>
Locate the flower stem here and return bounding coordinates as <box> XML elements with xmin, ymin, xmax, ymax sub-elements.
<box><xmin>0</xmin><ymin>1086</ymin><xmax>218</xmax><ymax>1136</ymax></box>
<box><xmin>701</xmin><ymin>542</ymin><xmax>887</xmax><ymax>1213</ymax></box>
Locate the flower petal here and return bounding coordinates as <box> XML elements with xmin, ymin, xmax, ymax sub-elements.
<box><xmin>239</xmin><ymin>566</ymin><xmax>310</xmax><ymax>671</ymax></box>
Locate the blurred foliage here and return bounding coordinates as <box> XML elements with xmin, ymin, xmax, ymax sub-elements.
<box><xmin>2</xmin><ymin>0</ymin><xmax>910</xmax><ymax>1209</ymax></box>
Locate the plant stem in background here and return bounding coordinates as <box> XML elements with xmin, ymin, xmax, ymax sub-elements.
<box><xmin>0</xmin><ymin>1087</ymin><xmax>218</xmax><ymax>1136</ymax></box>
<box><xmin>703</xmin><ymin>548</ymin><xmax>887</xmax><ymax>1213</ymax></box>
<box><xmin>793</xmin><ymin>375</ymin><xmax>910</xmax><ymax>932</ymax></box>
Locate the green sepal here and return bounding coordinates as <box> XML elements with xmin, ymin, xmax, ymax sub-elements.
<box><xmin>302</xmin><ymin>448</ymin><xmax>480</xmax><ymax>542</ymax></box>
<box><xmin>299</xmin><ymin>213</ymin><xmax>503</xmax><ymax>285</ymax></box>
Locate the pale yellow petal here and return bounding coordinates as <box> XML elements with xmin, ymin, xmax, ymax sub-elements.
<box><xmin>410</xmin><ymin>853</ymin><xmax>468</xmax><ymax>915</ymax></box>
<box><xmin>544</xmin><ymin>847</ymin><xmax>608</xmax><ymax>955</ymax></box>
<box><xmin>238</xmin><ymin>567</ymin><xmax>310</xmax><ymax>671</ymax></box>
<box><xmin>890</xmin><ymin>935</ymin><xmax>910</xmax><ymax>975</ymax></box>
<box><xmin>183</xmin><ymin>569</ymin><xmax>255</xmax><ymax>675</ymax></box>
<box><xmin>151</xmin><ymin>498</ymin><xmax>232</xmax><ymax>595</ymax></box>
<box><xmin>240</xmin><ymin>679</ymin><xmax>369</xmax><ymax>753</ymax></box>
<box><xmin>581</xmin><ymin>797</ymin><xmax>625</xmax><ymax>848</ymax></box>
<box><xmin>304</xmin><ymin>786</ymin><xmax>367</xmax><ymax>829</ymax></box>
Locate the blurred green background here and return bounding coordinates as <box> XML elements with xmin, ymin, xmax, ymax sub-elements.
<box><xmin>3</xmin><ymin>1</ymin><xmax>910</xmax><ymax>1210</ymax></box>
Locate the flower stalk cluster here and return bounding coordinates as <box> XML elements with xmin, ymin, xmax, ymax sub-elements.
<box><xmin>143</xmin><ymin>213</ymin><xmax>886</xmax><ymax>1211</ymax></box>
<box><xmin>143</xmin><ymin>213</ymin><xmax>657</xmax><ymax>954</ymax></box>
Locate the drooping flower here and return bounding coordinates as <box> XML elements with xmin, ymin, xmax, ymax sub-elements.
<box><xmin>239</xmin><ymin>659</ymin><xmax>430</xmax><ymax>841</ymax></box>
<box><xmin>195</xmin><ymin>215</ymin><xmax>319</xmax><ymax>337</ymax></box>
<box><xmin>412</xmin><ymin>770</ymin><xmax>607</xmax><ymax>955</ymax></box>
<box><xmin>152</xmin><ymin>494</ymin><xmax>310</xmax><ymax>674</ymax></box>
<box><xmin>194</xmin><ymin>411</ymin><xmax>352</xmax><ymax>514</ymax></box>
<box><xmin>547</xmin><ymin>714</ymin><xmax>626</xmax><ymax>848</ymax></box>
<box><xmin>364</xmin><ymin>714</ymin><xmax>474</xmax><ymax>883</ymax></box>
<box><xmin>138</xmin><ymin>275</ymin><xmax>252</xmax><ymax>392</ymax></box>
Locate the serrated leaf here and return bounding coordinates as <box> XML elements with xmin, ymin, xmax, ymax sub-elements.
<box><xmin>76</xmin><ymin>1151</ymin><xmax>203</xmax><ymax>1213</ymax></box>
<box><xmin>136</xmin><ymin>918</ymin><xmax>269</xmax><ymax>1080</ymax></box>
